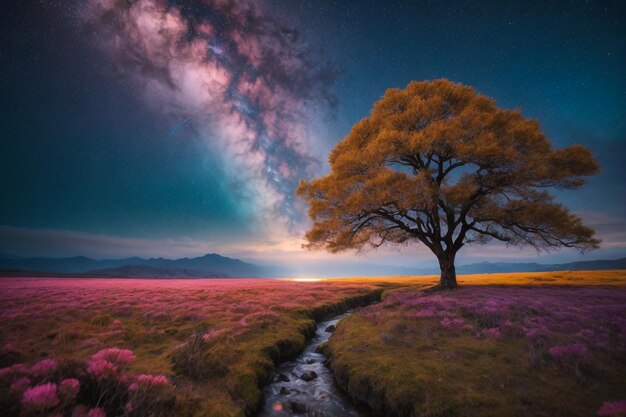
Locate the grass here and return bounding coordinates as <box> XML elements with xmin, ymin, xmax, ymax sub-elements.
<box><xmin>324</xmin><ymin>270</ymin><xmax>626</xmax><ymax>417</ymax></box>
<box><xmin>1</xmin><ymin>271</ymin><xmax>624</xmax><ymax>417</ymax></box>
<box><xmin>0</xmin><ymin>278</ymin><xmax>381</xmax><ymax>416</ymax></box>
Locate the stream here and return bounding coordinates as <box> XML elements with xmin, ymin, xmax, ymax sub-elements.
<box><xmin>258</xmin><ymin>312</ymin><xmax>367</xmax><ymax>417</ymax></box>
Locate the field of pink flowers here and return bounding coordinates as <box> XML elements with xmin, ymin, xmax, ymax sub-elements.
<box><xmin>0</xmin><ymin>278</ymin><xmax>380</xmax><ymax>417</ymax></box>
<box><xmin>325</xmin><ymin>284</ymin><xmax>626</xmax><ymax>417</ymax></box>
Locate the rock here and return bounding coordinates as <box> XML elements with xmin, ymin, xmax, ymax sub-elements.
<box><xmin>300</xmin><ymin>370</ymin><xmax>318</xmax><ymax>381</ymax></box>
<box><xmin>305</xmin><ymin>358</ymin><xmax>316</xmax><ymax>364</ymax></box>
<box><xmin>318</xmin><ymin>390</ymin><xmax>331</xmax><ymax>399</ymax></box>
<box><xmin>279</xmin><ymin>386</ymin><xmax>290</xmax><ymax>395</ymax></box>
<box><xmin>273</xmin><ymin>373</ymin><xmax>290</xmax><ymax>383</ymax></box>
<box><xmin>288</xmin><ymin>400</ymin><xmax>307</xmax><ymax>412</ymax></box>
<box><xmin>324</xmin><ymin>324</ymin><xmax>336</xmax><ymax>333</ymax></box>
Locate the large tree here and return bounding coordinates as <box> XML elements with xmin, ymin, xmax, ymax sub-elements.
<box><xmin>297</xmin><ymin>80</ymin><xmax>600</xmax><ymax>289</ymax></box>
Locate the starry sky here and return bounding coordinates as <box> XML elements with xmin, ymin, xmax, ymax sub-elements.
<box><xmin>1</xmin><ymin>0</ymin><xmax>625</xmax><ymax>274</ymax></box>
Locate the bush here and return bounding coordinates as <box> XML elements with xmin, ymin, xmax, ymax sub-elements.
<box><xmin>0</xmin><ymin>347</ymin><xmax>175</xmax><ymax>417</ymax></box>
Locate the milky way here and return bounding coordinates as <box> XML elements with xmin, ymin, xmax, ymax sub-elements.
<box><xmin>80</xmin><ymin>0</ymin><xmax>336</xmax><ymax>233</ymax></box>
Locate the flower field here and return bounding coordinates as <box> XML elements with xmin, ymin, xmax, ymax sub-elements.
<box><xmin>0</xmin><ymin>278</ymin><xmax>380</xmax><ymax>417</ymax></box>
<box><xmin>324</xmin><ymin>275</ymin><xmax>626</xmax><ymax>417</ymax></box>
<box><xmin>1</xmin><ymin>272</ymin><xmax>625</xmax><ymax>417</ymax></box>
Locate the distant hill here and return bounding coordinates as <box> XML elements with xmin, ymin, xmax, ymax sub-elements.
<box><xmin>83</xmin><ymin>265</ymin><xmax>230</xmax><ymax>278</ymax></box>
<box><xmin>0</xmin><ymin>253</ymin><xmax>274</xmax><ymax>278</ymax></box>
<box><xmin>0</xmin><ymin>254</ymin><xmax>624</xmax><ymax>278</ymax></box>
<box><xmin>404</xmin><ymin>257</ymin><xmax>626</xmax><ymax>275</ymax></box>
<box><xmin>455</xmin><ymin>257</ymin><xmax>626</xmax><ymax>274</ymax></box>
<box><xmin>296</xmin><ymin>257</ymin><xmax>626</xmax><ymax>278</ymax></box>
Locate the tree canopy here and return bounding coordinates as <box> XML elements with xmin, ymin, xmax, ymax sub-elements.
<box><xmin>297</xmin><ymin>79</ymin><xmax>600</xmax><ymax>288</ymax></box>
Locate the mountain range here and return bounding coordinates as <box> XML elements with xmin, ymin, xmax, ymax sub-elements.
<box><xmin>408</xmin><ymin>257</ymin><xmax>626</xmax><ymax>275</ymax></box>
<box><xmin>0</xmin><ymin>253</ymin><xmax>275</xmax><ymax>278</ymax></box>
<box><xmin>0</xmin><ymin>254</ymin><xmax>624</xmax><ymax>278</ymax></box>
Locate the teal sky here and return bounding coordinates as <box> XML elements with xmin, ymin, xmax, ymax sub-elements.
<box><xmin>0</xmin><ymin>0</ymin><xmax>624</xmax><ymax>271</ymax></box>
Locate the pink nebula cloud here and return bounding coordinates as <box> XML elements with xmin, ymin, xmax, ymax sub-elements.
<box><xmin>79</xmin><ymin>0</ymin><xmax>335</xmax><ymax>234</ymax></box>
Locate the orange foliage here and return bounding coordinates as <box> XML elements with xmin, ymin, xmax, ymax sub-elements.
<box><xmin>297</xmin><ymin>79</ymin><xmax>600</xmax><ymax>286</ymax></box>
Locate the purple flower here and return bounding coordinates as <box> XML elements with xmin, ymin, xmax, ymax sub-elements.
<box><xmin>412</xmin><ymin>308</ymin><xmax>437</xmax><ymax>318</ymax></box>
<box><xmin>523</xmin><ymin>327</ymin><xmax>548</xmax><ymax>339</ymax></box>
<box><xmin>59</xmin><ymin>378</ymin><xmax>80</xmax><ymax>398</ymax></box>
<box><xmin>90</xmin><ymin>348</ymin><xmax>135</xmax><ymax>366</ymax></box>
<box><xmin>597</xmin><ymin>400</ymin><xmax>626</xmax><ymax>416</ymax></box>
<box><xmin>440</xmin><ymin>317</ymin><xmax>465</xmax><ymax>329</ymax></box>
<box><xmin>0</xmin><ymin>363</ymin><xmax>28</xmax><ymax>380</ymax></box>
<box><xmin>86</xmin><ymin>359</ymin><xmax>118</xmax><ymax>380</ymax></box>
<box><xmin>10</xmin><ymin>376</ymin><xmax>31</xmax><ymax>394</ymax></box>
<box><xmin>21</xmin><ymin>382</ymin><xmax>60</xmax><ymax>409</ymax></box>
<box><xmin>549</xmin><ymin>343</ymin><xmax>589</xmax><ymax>359</ymax></box>
<box><xmin>30</xmin><ymin>358</ymin><xmax>58</xmax><ymax>376</ymax></box>
<box><xmin>129</xmin><ymin>374</ymin><xmax>170</xmax><ymax>391</ymax></box>
<box><xmin>87</xmin><ymin>407</ymin><xmax>107</xmax><ymax>417</ymax></box>
<box><xmin>484</xmin><ymin>328</ymin><xmax>502</xmax><ymax>339</ymax></box>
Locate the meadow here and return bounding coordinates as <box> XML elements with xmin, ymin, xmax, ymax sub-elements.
<box><xmin>0</xmin><ymin>271</ymin><xmax>625</xmax><ymax>417</ymax></box>
<box><xmin>0</xmin><ymin>278</ymin><xmax>381</xmax><ymax>416</ymax></box>
<box><xmin>326</xmin><ymin>271</ymin><xmax>626</xmax><ymax>417</ymax></box>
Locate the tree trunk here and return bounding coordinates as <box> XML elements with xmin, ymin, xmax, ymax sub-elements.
<box><xmin>437</xmin><ymin>253</ymin><xmax>458</xmax><ymax>289</ymax></box>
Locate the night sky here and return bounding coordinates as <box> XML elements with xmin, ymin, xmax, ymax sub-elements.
<box><xmin>1</xmin><ymin>0</ymin><xmax>625</xmax><ymax>273</ymax></box>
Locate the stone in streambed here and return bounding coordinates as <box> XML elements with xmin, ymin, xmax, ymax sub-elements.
<box><xmin>279</xmin><ymin>386</ymin><xmax>290</xmax><ymax>395</ymax></box>
<box><xmin>305</xmin><ymin>358</ymin><xmax>316</xmax><ymax>364</ymax></box>
<box><xmin>317</xmin><ymin>390</ymin><xmax>331</xmax><ymax>399</ymax></box>
<box><xmin>300</xmin><ymin>370</ymin><xmax>318</xmax><ymax>381</ymax></box>
<box><xmin>288</xmin><ymin>401</ymin><xmax>307</xmax><ymax>412</ymax></box>
<box><xmin>324</xmin><ymin>324</ymin><xmax>336</xmax><ymax>333</ymax></box>
<box><xmin>273</xmin><ymin>373</ymin><xmax>290</xmax><ymax>383</ymax></box>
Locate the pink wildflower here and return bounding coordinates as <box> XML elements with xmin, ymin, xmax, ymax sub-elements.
<box><xmin>71</xmin><ymin>405</ymin><xmax>89</xmax><ymax>417</ymax></box>
<box><xmin>440</xmin><ymin>317</ymin><xmax>465</xmax><ymax>329</ymax></box>
<box><xmin>549</xmin><ymin>343</ymin><xmax>589</xmax><ymax>359</ymax></box>
<box><xmin>87</xmin><ymin>407</ymin><xmax>107</xmax><ymax>417</ymax></box>
<box><xmin>412</xmin><ymin>308</ymin><xmax>437</xmax><ymax>318</ymax></box>
<box><xmin>59</xmin><ymin>378</ymin><xmax>80</xmax><ymax>398</ymax></box>
<box><xmin>202</xmin><ymin>329</ymin><xmax>228</xmax><ymax>343</ymax></box>
<box><xmin>10</xmin><ymin>376</ymin><xmax>31</xmax><ymax>394</ymax></box>
<box><xmin>129</xmin><ymin>374</ymin><xmax>170</xmax><ymax>391</ymax></box>
<box><xmin>86</xmin><ymin>359</ymin><xmax>118</xmax><ymax>380</ymax></box>
<box><xmin>137</xmin><ymin>374</ymin><xmax>169</xmax><ymax>385</ymax></box>
<box><xmin>523</xmin><ymin>327</ymin><xmax>547</xmax><ymax>338</ymax></box>
<box><xmin>21</xmin><ymin>382</ymin><xmax>60</xmax><ymax>409</ymax></box>
<box><xmin>484</xmin><ymin>328</ymin><xmax>502</xmax><ymax>339</ymax></box>
<box><xmin>0</xmin><ymin>363</ymin><xmax>28</xmax><ymax>380</ymax></box>
<box><xmin>597</xmin><ymin>400</ymin><xmax>626</xmax><ymax>416</ymax></box>
<box><xmin>90</xmin><ymin>348</ymin><xmax>135</xmax><ymax>366</ymax></box>
<box><xmin>30</xmin><ymin>358</ymin><xmax>58</xmax><ymax>376</ymax></box>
